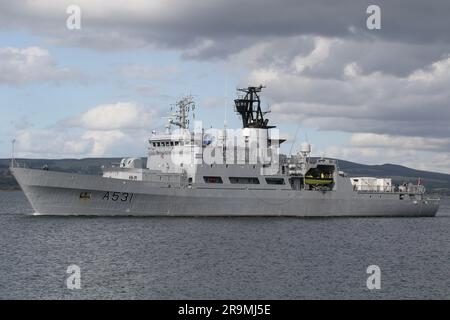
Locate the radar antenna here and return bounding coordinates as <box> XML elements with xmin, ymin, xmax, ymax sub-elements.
<box><xmin>167</xmin><ymin>95</ymin><xmax>195</xmax><ymax>130</ymax></box>
<box><xmin>234</xmin><ymin>85</ymin><xmax>275</xmax><ymax>129</ymax></box>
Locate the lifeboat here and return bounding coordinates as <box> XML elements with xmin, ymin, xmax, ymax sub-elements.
<box><xmin>305</xmin><ymin>174</ymin><xmax>333</xmax><ymax>185</ymax></box>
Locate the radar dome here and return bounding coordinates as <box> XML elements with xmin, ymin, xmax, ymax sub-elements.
<box><xmin>300</xmin><ymin>142</ymin><xmax>311</xmax><ymax>154</ymax></box>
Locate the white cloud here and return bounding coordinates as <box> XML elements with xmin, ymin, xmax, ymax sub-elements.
<box><xmin>408</xmin><ymin>55</ymin><xmax>450</xmax><ymax>82</ymax></box>
<box><xmin>313</xmin><ymin>132</ymin><xmax>450</xmax><ymax>173</ymax></box>
<box><xmin>15</xmin><ymin>129</ymin><xmax>94</xmax><ymax>157</ymax></box>
<box><xmin>81</xmin><ymin>130</ymin><xmax>127</xmax><ymax>156</ymax></box>
<box><xmin>292</xmin><ymin>37</ymin><xmax>334</xmax><ymax>73</ymax></box>
<box><xmin>15</xmin><ymin>127</ymin><xmax>149</xmax><ymax>158</ymax></box>
<box><xmin>343</xmin><ymin>62</ymin><xmax>362</xmax><ymax>78</ymax></box>
<box><xmin>0</xmin><ymin>46</ymin><xmax>76</xmax><ymax>85</ymax></box>
<box><xmin>15</xmin><ymin>102</ymin><xmax>160</xmax><ymax>157</ymax></box>
<box><xmin>247</xmin><ymin>68</ymin><xmax>280</xmax><ymax>85</ymax></box>
<box><xmin>64</xmin><ymin>102</ymin><xmax>160</xmax><ymax>130</ymax></box>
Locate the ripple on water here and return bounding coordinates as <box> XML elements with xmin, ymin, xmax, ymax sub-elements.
<box><xmin>0</xmin><ymin>191</ymin><xmax>449</xmax><ymax>299</ymax></box>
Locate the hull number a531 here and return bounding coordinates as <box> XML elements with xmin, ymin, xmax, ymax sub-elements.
<box><xmin>102</xmin><ymin>192</ymin><xmax>134</xmax><ymax>202</ymax></box>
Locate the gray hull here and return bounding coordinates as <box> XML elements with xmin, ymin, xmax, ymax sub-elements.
<box><xmin>12</xmin><ymin>168</ymin><xmax>439</xmax><ymax>217</ymax></box>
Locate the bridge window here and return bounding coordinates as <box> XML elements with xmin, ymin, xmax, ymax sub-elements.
<box><xmin>265</xmin><ymin>178</ymin><xmax>285</xmax><ymax>185</ymax></box>
<box><xmin>229</xmin><ymin>177</ymin><xmax>260</xmax><ymax>184</ymax></box>
<box><xmin>203</xmin><ymin>176</ymin><xmax>223</xmax><ymax>184</ymax></box>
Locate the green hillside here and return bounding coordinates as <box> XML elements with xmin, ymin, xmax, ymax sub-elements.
<box><xmin>337</xmin><ymin>160</ymin><xmax>450</xmax><ymax>194</ymax></box>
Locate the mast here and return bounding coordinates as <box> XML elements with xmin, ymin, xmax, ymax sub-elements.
<box><xmin>234</xmin><ymin>85</ymin><xmax>275</xmax><ymax>129</ymax></box>
<box><xmin>168</xmin><ymin>95</ymin><xmax>195</xmax><ymax>130</ymax></box>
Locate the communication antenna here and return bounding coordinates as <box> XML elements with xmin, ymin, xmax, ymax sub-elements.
<box><xmin>224</xmin><ymin>73</ymin><xmax>229</xmax><ymax>128</ymax></box>
<box><xmin>11</xmin><ymin>138</ymin><xmax>16</xmax><ymax>168</ymax></box>
<box><xmin>189</xmin><ymin>91</ymin><xmax>196</xmax><ymax>121</ymax></box>
<box><xmin>165</xmin><ymin>95</ymin><xmax>195</xmax><ymax>131</ymax></box>
<box><xmin>221</xmin><ymin>75</ymin><xmax>229</xmax><ymax>163</ymax></box>
<box><xmin>289</xmin><ymin>125</ymin><xmax>300</xmax><ymax>157</ymax></box>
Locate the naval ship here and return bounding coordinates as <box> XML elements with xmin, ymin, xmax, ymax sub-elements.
<box><xmin>11</xmin><ymin>86</ymin><xmax>439</xmax><ymax>216</ymax></box>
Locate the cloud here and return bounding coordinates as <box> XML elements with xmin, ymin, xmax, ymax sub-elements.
<box><xmin>15</xmin><ymin>127</ymin><xmax>151</xmax><ymax>158</ymax></box>
<box><xmin>3</xmin><ymin>1</ymin><xmax>450</xmax><ymax>172</ymax></box>
<box><xmin>333</xmin><ymin>133</ymin><xmax>450</xmax><ymax>173</ymax></box>
<box><xmin>15</xmin><ymin>129</ymin><xmax>94</xmax><ymax>157</ymax></box>
<box><xmin>237</xmin><ymin>38</ymin><xmax>450</xmax><ymax>140</ymax></box>
<box><xmin>292</xmin><ymin>37</ymin><xmax>333</xmax><ymax>73</ymax></box>
<box><xmin>408</xmin><ymin>57</ymin><xmax>450</xmax><ymax>82</ymax></box>
<box><xmin>2</xmin><ymin>1</ymin><xmax>450</xmax><ymax>59</ymax></box>
<box><xmin>232</xmin><ymin>34</ymin><xmax>450</xmax><ymax>80</ymax></box>
<box><xmin>63</xmin><ymin>102</ymin><xmax>160</xmax><ymax>130</ymax></box>
<box><xmin>15</xmin><ymin>102</ymin><xmax>161</xmax><ymax>157</ymax></box>
<box><xmin>225</xmin><ymin>35</ymin><xmax>450</xmax><ymax>172</ymax></box>
<box><xmin>349</xmin><ymin>133</ymin><xmax>450</xmax><ymax>153</ymax></box>
<box><xmin>81</xmin><ymin>130</ymin><xmax>128</xmax><ymax>156</ymax></box>
<box><xmin>0</xmin><ymin>46</ymin><xmax>77</xmax><ymax>85</ymax></box>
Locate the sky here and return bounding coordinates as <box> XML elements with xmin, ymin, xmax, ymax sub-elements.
<box><xmin>0</xmin><ymin>0</ymin><xmax>450</xmax><ymax>173</ymax></box>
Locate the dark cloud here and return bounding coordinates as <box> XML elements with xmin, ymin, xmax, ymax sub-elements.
<box><xmin>262</xmin><ymin>63</ymin><xmax>450</xmax><ymax>140</ymax></box>
<box><xmin>2</xmin><ymin>0</ymin><xmax>450</xmax><ymax>58</ymax></box>
<box><xmin>2</xmin><ymin>0</ymin><xmax>450</xmax><ymax>169</ymax></box>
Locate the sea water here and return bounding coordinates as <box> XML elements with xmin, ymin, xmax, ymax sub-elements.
<box><xmin>0</xmin><ymin>191</ymin><xmax>449</xmax><ymax>299</ymax></box>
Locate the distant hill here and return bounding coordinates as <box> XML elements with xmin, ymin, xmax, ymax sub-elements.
<box><xmin>336</xmin><ymin>159</ymin><xmax>450</xmax><ymax>194</ymax></box>
<box><xmin>0</xmin><ymin>158</ymin><xmax>120</xmax><ymax>190</ymax></box>
<box><xmin>1</xmin><ymin>157</ymin><xmax>449</xmax><ymax>195</ymax></box>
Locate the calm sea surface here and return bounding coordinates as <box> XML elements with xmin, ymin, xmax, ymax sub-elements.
<box><xmin>0</xmin><ymin>191</ymin><xmax>449</xmax><ymax>299</ymax></box>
